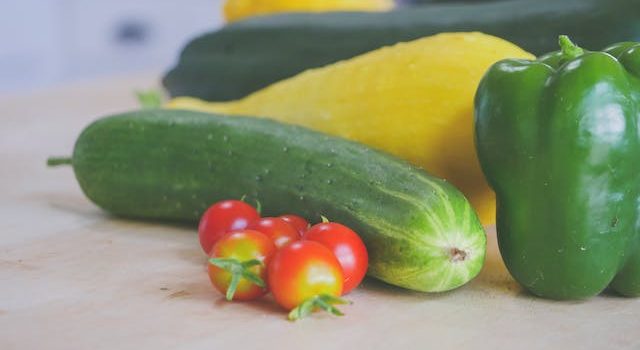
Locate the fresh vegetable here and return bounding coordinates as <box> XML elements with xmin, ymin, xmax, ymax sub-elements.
<box><xmin>48</xmin><ymin>109</ymin><xmax>486</xmax><ymax>292</ymax></box>
<box><xmin>223</xmin><ymin>0</ymin><xmax>393</xmax><ymax>23</ymax></box>
<box><xmin>305</xmin><ymin>220</ymin><xmax>368</xmax><ymax>294</ymax></box>
<box><xmin>163</xmin><ymin>0</ymin><xmax>640</xmax><ymax>101</ymax></box>
<box><xmin>208</xmin><ymin>230</ymin><xmax>276</xmax><ymax>301</ymax></box>
<box><xmin>167</xmin><ymin>32</ymin><xmax>532</xmax><ymax>225</ymax></box>
<box><xmin>475</xmin><ymin>36</ymin><xmax>640</xmax><ymax>299</ymax></box>
<box><xmin>279</xmin><ymin>214</ymin><xmax>309</xmax><ymax>236</ymax></box>
<box><xmin>400</xmin><ymin>0</ymin><xmax>501</xmax><ymax>4</ymax></box>
<box><xmin>248</xmin><ymin>217</ymin><xmax>299</xmax><ymax>248</ymax></box>
<box><xmin>198</xmin><ymin>200</ymin><xmax>260</xmax><ymax>255</ymax></box>
<box><xmin>267</xmin><ymin>240</ymin><xmax>346</xmax><ymax>320</ymax></box>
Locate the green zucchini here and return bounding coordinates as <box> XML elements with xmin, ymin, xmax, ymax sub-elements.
<box><xmin>49</xmin><ymin>109</ymin><xmax>486</xmax><ymax>292</ymax></box>
<box><xmin>163</xmin><ymin>0</ymin><xmax>640</xmax><ymax>101</ymax></box>
<box><xmin>399</xmin><ymin>0</ymin><xmax>505</xmax><ymax>4</ymax></box>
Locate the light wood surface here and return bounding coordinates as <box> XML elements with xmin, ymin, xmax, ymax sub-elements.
<box><xmin>1</xmin><ymin>75</ymin><xmax>638</xmax><ymax>350</ymax></box>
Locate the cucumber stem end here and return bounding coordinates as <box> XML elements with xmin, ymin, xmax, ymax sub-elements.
<box><xmin>47</xmin><ymin>157</ymin><xmax>73</xmax><ymax>167</ymax></box>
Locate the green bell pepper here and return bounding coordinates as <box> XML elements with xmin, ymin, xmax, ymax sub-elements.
<box><xmin>475</xmin><ymin>36</ymin><xmax>640</xmax><ymax>300</ymax></box>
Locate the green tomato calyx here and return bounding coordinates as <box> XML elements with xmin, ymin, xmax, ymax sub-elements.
<box><xmin>209</xmin><ymin>258</ymin><xmax>265</xmax><ymax>301</ymax></box>
<box><xmin>288</xmin><ymin>294</ymin><xmax>350</xmax><ymax>321</ymax></box>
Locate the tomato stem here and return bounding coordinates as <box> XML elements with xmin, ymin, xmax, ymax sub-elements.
<box><xmin>287</xmin><ymin>294</ymin><xmax>350</xmax><ymax>321</ymax></box>
<box><xmin>239</xmin><ymin>195</ymin><xmax>262</xmax><ymax>214</ymax></box>
<box><xmin>135</xmin><ymin>89</ymin><xmax>163</xmax><ymax>109</ymax></box>
<box><xmin>209</xmin><ymin>258</ymin><xmax>265</xmax><ymax>301</ymax></box>
<box><xmin>320</xmin><ymin>215</ymin><xmax>330</xmax><ymax>223</ymax></box>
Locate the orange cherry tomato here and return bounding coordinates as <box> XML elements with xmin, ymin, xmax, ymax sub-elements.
<box><xmin>208</xmin><ymin>230</ymin><xmax>276</xmax><ymax>301</ymax></box>
<box><xmin>268</xmin><ymin>241</ymin><xmax>346</xmax><ymax>320</ymax></box>
<box><xmin>304</xmin><ymin>221</ymin><xmax>368</xmax><ymax>294</ymax></box>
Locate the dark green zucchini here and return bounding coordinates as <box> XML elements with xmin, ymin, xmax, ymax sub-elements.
<box><xmin>163</xmin><ymin>0</ymin><xmax>640</xmax><ymax>101</ymax></box>
<box><xmin>398</xmin><ymin>0</ymin><xmax>506</xmax><ymax>4</ymax></box>
<box><xmin>49</xmin><ymin>109</ymin><xmax>486</xmax><ymax>292</ymax></box>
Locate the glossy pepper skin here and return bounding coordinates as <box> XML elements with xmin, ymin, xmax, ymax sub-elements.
<box><xmin>475</xmin><ymin>36</ymin><xmax>640</xmax><ymax>300</ymax></box>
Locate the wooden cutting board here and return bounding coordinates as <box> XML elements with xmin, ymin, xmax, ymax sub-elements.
<box><xmin>1</xmin><ymin>75</ymin><xmax>638</xmax><ymax>350</ymax></box>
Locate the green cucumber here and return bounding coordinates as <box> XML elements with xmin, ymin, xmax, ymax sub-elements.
<box><xmin>49</xmin><ymin>109</ymin><xmax>486</xmax><ymax>292</ymax></box>
<box><xmin>163</xmin><ymin>0</ymin><xmax>640</xmax><ymax>101</ymax></box>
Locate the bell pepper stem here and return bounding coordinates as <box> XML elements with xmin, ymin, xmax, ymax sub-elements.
<box><xmin>559</xmin><ymin>35</ymin><xmax>584</xmax><ymax>59</ymax></box>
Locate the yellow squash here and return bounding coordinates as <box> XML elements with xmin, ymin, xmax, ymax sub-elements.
<box><xmin>223</xmin><ymin>0</ymin><xmax>393</xmax><ymax>23</ymax></box>
<box><xmin>167</xmin><ymin>32</ymin><xmax>534</xmax><ymax>225</ymax></box>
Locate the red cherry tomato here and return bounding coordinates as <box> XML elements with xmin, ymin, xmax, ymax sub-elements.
<box><xmin>248</xmin><ymin>217</ymin><xmax>299</xmax><ymax>248</ymax></box>
<box><xmin>208</xmin><ymin>230</ymin><xmax>276</xmax><ymax>301</ymax></box>
<box><xmin>280</xmin><ymin>214</ymin><xmax>310</xmax><ymax>236</ymax></box>
<box><xmin>268</xmin><ymin>241</ymin><xmax>347</xmax><ymax>320</ymax></box>
<box><xmin>198</xmin><ymin>200</ymin><xmax>260</xmax><ymax>255</ymax></box>
<box><xmin>304</xmin><ymin>222</ymin><xmax>368</xmax><ymax>294</ymax></box>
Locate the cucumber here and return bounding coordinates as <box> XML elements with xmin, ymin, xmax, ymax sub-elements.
<box><xmin>163</xmin><ymin>0</ymin><xmax>640</xmax><ymax>101</ymax></box>
<box><xmin>49</xmin><ymin>109</ymin><xmax>486</xmax><ymax>292</ymax></box>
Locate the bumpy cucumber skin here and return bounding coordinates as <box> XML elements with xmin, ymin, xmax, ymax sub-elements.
<box><xmin>72</xmin><ymin>109</ymin><xmax>486</xmax><ymax>292</ymax></box>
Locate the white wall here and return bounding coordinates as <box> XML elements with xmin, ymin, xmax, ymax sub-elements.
<box><xmin>0</xmin><ymin>0</ymin><xmax>224</xmax><ymax>93</ymax></box>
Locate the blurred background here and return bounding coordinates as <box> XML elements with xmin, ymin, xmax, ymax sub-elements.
<box><xmin>0</xmin><ymin>0</ymin><xmax>224</xmax><ymax>94</ymax></box>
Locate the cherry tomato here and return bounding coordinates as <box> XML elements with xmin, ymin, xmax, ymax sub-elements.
<box><xmin>198</xmin><ymin>200</ymin><xmax>260</xmax><ymax>255</ymax></box>
<box><xmin>268</xmin><ymin>241</ymin><xmax>347</xmax><ymax>320</ymax></box>
<box><xmin>280</xmin><ymin>214</ymin><xmax>310</xmax><ymax>236</ymax></box>
<box><xmin>248</xmin><ymin>217</ymin><xmax>299</xmax><ymax>248</ymax></box>
<box><xmin>304</xmin><ymin>222</ymin><xmax>368</xmax><ymax>294</ymax></box>
<box><xmin>208</xmin><ymin>230</ymin><xmax>276</xmax><ymax>301</ymax></box>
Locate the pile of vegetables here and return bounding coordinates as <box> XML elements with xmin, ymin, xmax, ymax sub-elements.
<box><xmin>164</xmin><ymin>0</ymin><xmax>640</xmax><ymax>101</ymax></box>
<box><xmin>48</xmin><ymin>0</ymin><xmax>640</xmax><ymax>322</ymax></box>
<box><xmin>200</xmin><ymin>199</ymin><xmax>368</xmax><ymax>320</ymax></box>
<box><xmin>49</xmin><ymin>109</ymin><xmax>486</xmax><ymax>299</ymax></box>
<box><xmin>167</xmin><ymin>32</ymin><xmax>533</xmax><ymax>225</ymax></box>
